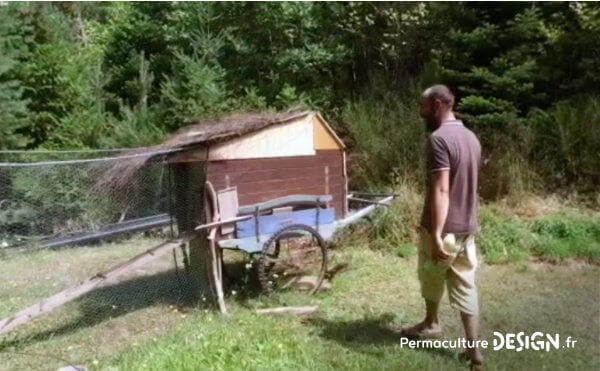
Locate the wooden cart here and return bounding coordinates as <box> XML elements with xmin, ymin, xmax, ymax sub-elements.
<box><xmin>195</xmin><ymin>181</ymin><xmax>396</xmax><ymax>313</ymax></box>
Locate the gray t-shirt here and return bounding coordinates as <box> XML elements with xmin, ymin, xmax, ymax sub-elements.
<box><xmin>421</xmin><ymin>120</ymin><xmax>481</xmax><ymax>235</ymax></box>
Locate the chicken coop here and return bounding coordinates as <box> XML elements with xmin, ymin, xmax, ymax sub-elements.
<box><xmin>0</xmin><ymin>110</ymin><xmax>395</xmax><ymax>332</ymax></box>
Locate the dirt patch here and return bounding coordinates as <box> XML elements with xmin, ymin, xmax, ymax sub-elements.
<box><xmin>528</xmin><ymin>256</ymin><xmax>597</xmax><ymax>270</ymax></box>
<box><xmin>508</xmin><ymin>195</ymin><xmax>562</xmax><ymax>218</ymax></box>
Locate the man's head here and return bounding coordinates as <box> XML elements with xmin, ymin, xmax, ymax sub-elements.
<box><xmin>420</xmin><ymin>84</ymin><xmax>455</xmax><ymax>131</ymax></box>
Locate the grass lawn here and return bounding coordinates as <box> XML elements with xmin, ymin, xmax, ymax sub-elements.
<box><xmin>0</xmin><ymin>237</ymin><xmax>195</xmax><ymax>370</ymax></box>
<box><xmin>1</xmin><ymin>234</ymin><xmax>598</xmax><ymax>370</ymax></box>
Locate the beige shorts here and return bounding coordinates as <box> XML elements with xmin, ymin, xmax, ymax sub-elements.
<box><xmin>417</xmin><ymin>228</ymin><xmax>479</xmax><ymax>316</ymax></box>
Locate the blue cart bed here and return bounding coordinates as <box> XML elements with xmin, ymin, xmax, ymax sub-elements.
<box><xmin>200</xmin><ymin>193</ymin><xmax>395</xmax><ymax>253</ymax></box>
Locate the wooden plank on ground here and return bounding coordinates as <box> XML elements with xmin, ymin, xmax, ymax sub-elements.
<box><xmin>255</xmin><ymin>306</ymin><xmax>318</xmax><ymax>316</ymax></box>
<box><xmin>0</xmin><ymin>239</ymin><xmax>183</xmax><ymax>335</ymax></box>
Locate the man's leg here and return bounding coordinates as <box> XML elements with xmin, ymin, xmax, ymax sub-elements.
<box><xmin>448</xmin><ymin>236</ymin><xmax>483</xmax><ymax>366</ymax></box>
<box><xmin>460</xmin><ymin>312</ymin><xmax>483</xmax><ymax>364</ymax></box>
<box><xmin>425</xmin><ymin>299</ymin><xmax>441</xmax><ymax>327</ymax></box>
<box><xmin>461</xmin><ymin>311</ymin><xmax>483</xmax><ymax>365</ymax></box>
<box><xmin>401</xmin><ymin>230</ymin><xmax>446</xmax><ymax>337</ymax></box>
<box><xmin>422</xmin><ymin>299</ymin><xmax>443</xmax><ymax>332</ymax></box>
<box><xmin>400</xmin><ymin>299</ymin><xmax>443</xmax><ymax>336</ymax></box>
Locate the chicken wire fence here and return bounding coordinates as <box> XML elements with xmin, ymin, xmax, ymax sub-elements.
<box><xmin>0</xmin><ymin>150</ymin><xmax>201</xmax><ymax>370</ymax></box>
<box><xmin>0</xmin><ymin>150</ymin><xmax>176</xmax><ymax>251</ymax></box>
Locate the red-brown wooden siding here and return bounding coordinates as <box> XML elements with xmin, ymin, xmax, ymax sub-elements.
<box><xmin>206</xmin><ymin>150</ymin><xmax>346</xmax><ymax>218</ymax></box>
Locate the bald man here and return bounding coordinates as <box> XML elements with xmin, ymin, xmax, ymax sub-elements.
<box><xmin>401</xmin><ymin>85</ymin><xmax>483</xmax><ymax>369</ymax></box>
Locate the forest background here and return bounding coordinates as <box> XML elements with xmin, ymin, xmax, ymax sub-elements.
<box><xmin>1</xmin><ymin>4</ymin><xmax>600</xmax><ymax>369</ymax></box>
<box><xmin>1</xmin><ymin>1</ymin><xmax>599</xmax><ymax>207</ymax></box>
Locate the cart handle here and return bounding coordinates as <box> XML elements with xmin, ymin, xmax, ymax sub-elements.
<box><xmin>194</xmin><ymin>215</ymin><xmax>252</xmax><ymax>232</ymax></box>
<box><xmin>348</xmin><ymin>197</ymin><xmax>394</xmax><ymax>207</ymax></box>
<box><xmin>348</xmin><ymin>191</ymin><xmax>401</xmax><ymax>198</ymax></box>
<box><xmin>237</xmin><ymin>195</ymin><xmax>332</xmax><ymax>215</ymax></box>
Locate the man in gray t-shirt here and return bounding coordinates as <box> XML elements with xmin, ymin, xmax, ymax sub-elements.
<box><xmin>400</xmin><ymin>85</ymin><xmax>483</xmax><ymax>370</ymax></box>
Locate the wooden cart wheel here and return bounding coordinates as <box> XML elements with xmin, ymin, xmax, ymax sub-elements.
<box><xmin>257</xmin><ymin>224</ymin><xmax>327</xmax><ymax>295</ymax></box>
<box><xmin>205</xmin><ymin>181</ymin><xmax>227</xmax><ymax>314</ymax></box>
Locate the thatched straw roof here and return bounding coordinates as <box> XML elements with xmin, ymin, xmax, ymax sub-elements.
<box><xmin>162</xmin><ymin>109</ymin><xmax>311</xmax><ymax>150</ymax></box>
<box><xmin>98</xmin><ymin>109</ymin><xmax>313</xmax><ymax>189</ymax></box>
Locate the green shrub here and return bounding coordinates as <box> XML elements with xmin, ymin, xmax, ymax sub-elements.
<box><xmin>478</xmin><ymin>207</ymin><xmax>600</xmax><ymax>264</ymax></box>
<box><xmin>338</xmin><ymin>197</ymin><xmax>600</xmax><ymax>265</ymax></box>
<box><xmin>529</xmin><ymin>214</ymin><xmax>600</xmax><ymax>262</ymax></box>
<box><xmin>532</xmin><ymin>237</ymin><xmax>599</xmax><ymax>262</ymax></box>
<box><xmin>340</xmin><ymin>184</ymin><xmax>424</xmax><ymax>257</ymax></box>
<box><xmin>478</xmin><ymin>205</ymin><xmax>533</xmax><ymax>264</ymax></box>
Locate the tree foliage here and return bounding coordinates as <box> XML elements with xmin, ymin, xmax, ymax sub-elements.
<box><xmin>0</xmin><ymin>4</ymin><xmax>31</xmax><ymax>149</ymax></box>
<box><xmin>0</xmin><ymin>1</ymin><xmax>598</xmax><ymax>192</ymax></box>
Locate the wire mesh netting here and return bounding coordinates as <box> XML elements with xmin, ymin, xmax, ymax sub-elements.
<box><xmin>0</xmin><ymin>150</ymin><xmax>202</xmax><ymax>370</ymax></box>
<box><xmin>0</xmin><ymin>150</ymin><xmax>176</xmax><ymax>251</ymax></box>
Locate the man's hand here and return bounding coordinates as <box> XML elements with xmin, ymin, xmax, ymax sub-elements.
<box><xmin>430</xmin><ymin>169</ymin><xmax>450</xmax><ymax>262</ymax></box>
<box><xmin>432</xmin><ymin>234</ymin><xmax>450</xmax><ymax>262</ymax></box>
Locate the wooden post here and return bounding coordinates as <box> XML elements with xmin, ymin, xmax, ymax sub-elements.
<box><xmin>324</xmin><ymin>165</ymin><xmax>330</xmax><ymax>209</ymax></box>
<box><xmin>172</xmin><ymin>161</ymin><xmax>213</xmax><ymax>302</ymax></box>
<box><xmin>205</xmin><ymin>181</ymin><xmax>227</xmax><ymax>314</ymax></box>
<box><xmin>342</xmin><ymin>151</ymin><xmax>348</xmax><ymax>217</ymax></box>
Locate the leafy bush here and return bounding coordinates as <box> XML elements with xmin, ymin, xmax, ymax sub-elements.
<box><xmin>369</xmin><ymin>205</ymin><xmax>417</xmax><ymax>257</ymax></box>
<box><xmin>477</xmin><ymin>205</ymin><xmax>533</xmax><ymax>264</ymax></box>
<box><xmin>336</xmin><ymin>184</ymin><xmax>423</xmax><ymax>257</ymax></box>
<box><xmin>530</xmin><ymin>214</ymin><xmax>600</xmax><ymax>262</ymax></box>
<box><xmin>478</xmin><ymin>206</ymin><xmax>600</xmax><ymax>264</ymax></box>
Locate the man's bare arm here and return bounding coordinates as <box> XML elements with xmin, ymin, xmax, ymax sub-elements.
<box><xmin>430</xmin><ymin>170</ymin><xmax>450</xmax><ymax>260</ymax></box>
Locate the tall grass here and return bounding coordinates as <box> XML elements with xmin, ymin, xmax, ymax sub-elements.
<box><xmin>342</xmin><ymin>86</ymin><xmax>541</xmax><ymax>203</ymax></box>
<box><xmin>342</xmin><ymin>87</ymin><xmax>427</xmax><ymax>192</ymax></box>
<box><xmin>477</xmin><ymin>205</ymin><xmax>535</xmax><ymax>264</ymax></box>
<box><xmin>529</xmin><ymin>95</ymin><xmax>600</xmax><ymax>193</ymax></box>
<box><xmin>367</xmin><ymin>183</ymin><xmax>423</xmax><ymax>257</ymax></box>
<box><xmin>478</xmin><ymin>205</ymin><xmax>600</xmax><ymax>264</ymax></box>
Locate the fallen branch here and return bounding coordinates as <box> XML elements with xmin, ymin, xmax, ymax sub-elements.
<box><xmin>255</xmin><ymin>306</ymin><xmax>318</xmax><ymax>316</ymax></box>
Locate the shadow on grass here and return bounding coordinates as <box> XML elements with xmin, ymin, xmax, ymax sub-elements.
<box><xmin>0</xmin><ymin>265</ymin><xmax>225</xmax><ymax>351</ymax></box>
<box><xmin>307</xmin><ymin>314</ymin><xmax>457</xmax><ymax>360</ymax></box>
